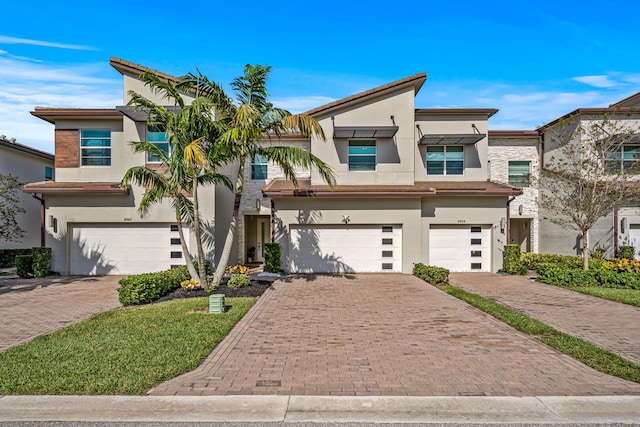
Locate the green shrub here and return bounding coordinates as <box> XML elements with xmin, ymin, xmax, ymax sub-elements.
<box><xmin>227</xmin><ymin>273</ymin><xmax>250</xmax><ymax>289</ymax></box>
<box><xmin>31</xmin><ymin>247</ymin><xmax>52</xmax><ymax>278</ymax></box>
<box><xmin>504</xmin><ymin>245</ymin><xmax>528</xmax><ymax>275</ymax></box>
<box><xmin>117</xmin><ymin>265</ymin><xmax>191</xmax><ymax>305</ymax></box>
<box><xmin>520</xmin><ymin>252</ymin><xmax>584</xmax><ymax>270</ymax></box>
<box><xmin>602</xmin><ymin>258</ymin><xmax>640</xmax><ymax>273</ymax></box>
<box><xmin>534</xmin><ymin>263</ymin><xmax>598</xmax><ymax>287</ymax></box>
<box><xmin>596</xmin><ymin>270</ymin><xmax>640</xmax><ymax>290</ymax></box>
<box><xmin>589</xmin><ymin>245</ymin><xmax>607</xmax><ymax>260</ymax></box>
<box><xmin>616</xmin><ymin>246</ymin><xmax>636</xmax><ymax>260</ymax></box>
<box><xmin>264</xmin><ymin>242</ymin><xmax>281</xmax><ymax>273</ymax></box>
<box><xmin>413</xmin><ymin>263</ymin><xmax>449</xmax><ymax>284</ymax></box>
<box><xmin>0</xmin><ymin>248</ymin><xmax>32</xmax><ymax>268</ymax></box>
<box><xmin>15</xmin><ymin>255</ymin><xmax>33</xmax><ymax>278</ymax></box>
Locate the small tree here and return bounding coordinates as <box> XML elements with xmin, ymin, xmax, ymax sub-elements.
<box><xmin>0</xmin><ymin>173</ymin><xmax>26</xmax><ymax>243</ymax></box>
<box><xmin>539</xmin><ymin>112</ymin><xmax>640</xmax><ymax>270</ymax></box>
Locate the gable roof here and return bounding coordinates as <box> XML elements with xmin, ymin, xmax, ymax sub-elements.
<box><xmin>305</xmin><ymin>72</ymin><xmax>427</xmax><ymax>117</ymax></box>
<box><xmin>610</xmin><ymin>91</ymin><xmax>640</xmax><ymax>108</ymax></box>
<box><xmin>0</xmin><ymin>136</ymin><xmax>54</xmax><ymax>161</ymax></box>
<box><xmin>110</xmin><ymin>57</ymin><xmax>182</xmax><ymax>83</ymax></box>
<box><xmin>537</xmin><ymin>107</ymin><xmax>637</xmax><ymax>132</ymax></box>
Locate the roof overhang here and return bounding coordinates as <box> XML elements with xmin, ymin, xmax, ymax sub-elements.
<box><xmin>23</xmin><ymin>182</ymin><xmax>130</xmax><ymax>195</ymax></box>
<box><xmin>333</xmin><ymin>126</ymin><xmax>399</xmax><ymax>139</ymax></box>
<box><xmin>116</xmin><ymin>106</ymin><xmax>182</xmax><ymax>122</ymax></box>
<box><xmin>418</xmin><ymin>133</ymin><xmax>486</xmax><ymax>145</ymax></box>
<box><xmin>0</xmin><ymin>139</ymin><xmax>54</xmax><ymax>161</ymax></box>
<box><xmin>31</xmin><ymin>108</ymin><xmax>122</xmax><ymax>124</ymax></box>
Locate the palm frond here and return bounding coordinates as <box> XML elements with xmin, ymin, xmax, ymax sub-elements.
<box><xmin>256</xmin><ymin>146</ymin><xmax>336</xmax><ymax>188</ymax></box>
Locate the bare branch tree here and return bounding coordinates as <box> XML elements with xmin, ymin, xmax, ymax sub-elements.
<box><xmin>0</xmin><ymin>173</ymin><xmax>26</xmax><ymax>243</ymax></box>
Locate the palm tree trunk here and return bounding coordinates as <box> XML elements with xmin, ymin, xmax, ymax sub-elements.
<box><xmin>176</xmin><ymin>212</ymin><xmax>199</xmax><ymax>281</ymax></box>
<box><xmin>212</xmin><ymin>158</ymin><xmax>246</xmax><ymax>287</ymax></box>
<box><xmin>192</xmin><ymin>175</ymin><xmax>207</xmax><ymax>284</ymax></box>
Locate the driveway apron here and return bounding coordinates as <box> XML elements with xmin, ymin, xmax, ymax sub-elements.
<box><xmin>151</xmin><ymin>274</ymin><xmax>640</xmax><ymax>396</ymax></box>
<box><xmin>450</xmin><ymin>272</ymin><xmax>640</xmax><ymax>365</ymax></box>
<box><xmin>0</xmin><ymin>276</ymin><xmax>122</xmax><ymax>352</ymax></box>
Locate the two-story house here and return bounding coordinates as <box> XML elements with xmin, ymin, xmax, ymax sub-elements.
<box><xmin>0</xmin><ymin>136</ymin><xmax>54</xmax><ymax>249</ymax></box>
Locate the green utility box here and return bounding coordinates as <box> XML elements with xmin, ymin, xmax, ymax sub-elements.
<box><xmin>209</xmin><ymin>294</ymin><xmax>225</xmax><ymax>314</ymax></box>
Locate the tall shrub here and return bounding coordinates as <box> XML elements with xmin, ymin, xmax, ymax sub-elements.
<box><xmin>616</xmin><ymin>246</ymin><xmax>636</xmax><ymax>260</ymax></box>
<box><xmin>264</xmin><ymin>242</ymin><xmax>281</xmax><ymax>273</ymax></box>
<box><xmin>0</xmin><ymin>248</ymin><xmax>32</xmax><ymax>268</ymax></box>
<box><xmin>31</xmin><ymin>247</ymin><xmax>52</xmax><ymax>278</ymax></box>
<box><xmin>504</xmin><ymin>244</ymin><xmax>527</xmax><ymax>274</ymax></box>
<box><xmin>15</xmin><ymin>255</ymin><xmax>33</xmax><ymax>278</ymax></box>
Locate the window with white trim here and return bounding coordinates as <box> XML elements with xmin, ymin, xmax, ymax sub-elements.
<box><xmin>606</xmin><ymin>145</ymin><xmax>640</xmax><ymax>174</ymax></box>
<box><xmin>80</xmin><ymin>130</ymin><xmax>111</xmax><ymax>166</ymax></box>
<box><xmin>251</xmin><ymin>153</ymin><xmax>268</xmax><ymax>179</ymax></box>
<box><xmin>348</xmin><ymin>140</ymin><xmax>376</xmax><ymax>171</ymax></box>
<box><xmin>147</xmin><ymin>124</ymin><xmax>169</xmax><ymax>163</ymax></box>
<box><xmin>44</xmin><ymin>166</ymin><xmax>54</xmax><ymax>181</ymax></box>
<box><xmin>426</xmin><ymin>145</ymin><xmax>463</xmax><ymax>175</ymax></box>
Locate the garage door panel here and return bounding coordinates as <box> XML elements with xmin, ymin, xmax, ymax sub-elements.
<box><xmin>71</xmin><ymin>224</ymin><xmax>188</xmax><ymax>275</ymax></box>
<box><xmin>290</xmin><ymin>225</ymin><xmax>402</xmax><ymax>273</ymax></box>
<box><xmin>429</xmin><ymin>225</ymin><xmax>491</xmax><ymax>272</ymax></box>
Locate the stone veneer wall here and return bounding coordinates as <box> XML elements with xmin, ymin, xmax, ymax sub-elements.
<box><xmin>236</xmin><ymin>139</ymin><xmax>311</xmax><ymax>262</ymax></box>
<box><xmin>488</xmin><ymin>138</ymin><xmax>540</xmax><ymax>253</ymax></box>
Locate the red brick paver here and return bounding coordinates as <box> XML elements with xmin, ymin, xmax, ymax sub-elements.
<box><xmin>0</xmin><ymin>276</ymin><xmax>122</xmax><ymax>352</ymax></box>
<box><xmin>450</xmin><ymin>272</ymin><xmax>640</xmax><ymax>365</ymax></box>
<box><xmin>150</xmin><ymin>274</ymin><xmax>640</xmax><ymax>396</ymax></box>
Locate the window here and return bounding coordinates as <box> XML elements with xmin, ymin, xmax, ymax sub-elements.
<box><xmin>382</xmin><ymin>238</ymin><xmax>393</xmax><ymax>245</ymax></box>
<box><xmin>382</xmin><ymin>263</ymin><xmax>393</xmax><ymax>270</ymax></box>
<box><xmin>147</xmin><ymin>124</ymin><xmax>169</xmax><ymax>163</ymax></box>
<box><xmin>470</xmin><ymin>226</ymin><xmax>482</xmax><ymax>233</ymax></box>
<box><xmin>508</xmin><ymin>161</ymin><xmax>531</xmax><ymax>187</ymax></box>
<box><xmin>170</xmin><ymin>238</ymin><xmax>181</xmax><ymax>245</ymax></box>
<box><xmin>170</xmin><ymin>224</ymin><xmax>179</xmax><ymax>232</ymax></box>
<box><xmin>471</xmin><ymin>238</ymin><xmax>482</xmax><ymax>245</ymax></box>
<box><xmin>170</xmin><ymin>251</ymin><xmax>182</xmax><ymax>258</ymax></box>
<box><xmin>44</xmin><ymin>166</ymin><xmax>53</xmax><ymax>181</ymax></box>
<box><xmin>382</xmin><ymin>251</ymin><xmax>393</xmax><ymax>257</ymax></box>
<box><xmin>81</xmin><ymin>130</ymin><xmax>111</xmax><ymax>166</ymax></box>
<box><xmin>382</xmin><ymin>226</ymin><xmax>393</xmax><ymax>233</ymax></box>
<box><xmin>426</xmin><ymin>146</ymin><xmax>463</xmax><ymax>175</ymax></box>
<box><xmin>251</xmin><ymin>154</ymin><xmax>268</xmax><ymax>179</ymax></box>
<box><xmin>471</xmin><ymin>250</ymin><xmax>482</xmax><ymax>257</ymax></box>
<box><xmin>348</xmin><ymin>140</ymin><xmax>376</xmax><ymax>171</ymax></box>
<box><xmin>471</xmin><ymin>263</ymin><xmax>482</xmax><ymax>269</ymax></box>
<box><xmin>606</xmin><ymin>145</ymin><xmax>640</xmax><ymax>174</ymax></box>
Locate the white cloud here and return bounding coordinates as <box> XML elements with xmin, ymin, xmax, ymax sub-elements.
<box><xmin>0</xmin><ymin>35</ymin><xmax>97</xmax><ymax>51</ymax></box>
<box><xmin>573</xmin><ymin>75</ymin><xmax>618</xmax><ymax>88</ymax></box>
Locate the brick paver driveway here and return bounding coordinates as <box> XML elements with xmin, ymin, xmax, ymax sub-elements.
<box><xmin>151</xmin><ymin>274</ymin><xmax>640</xmax><ymax>396</ymax></box>
<box><xmin>450</xmin><ymin>272</ymin><xmax>640</xmax><ymax>365</ymax></box>
<box><xmin>0</xmin><ymin>276</ymin><xmax>122</xmax><ymax>352</ymax></box>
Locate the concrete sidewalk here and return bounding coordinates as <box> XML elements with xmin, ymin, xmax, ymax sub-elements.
<box><xmin>0</xmin><ymin>395</ymin><xmax>639</xmax><ymax>424</ymax></box>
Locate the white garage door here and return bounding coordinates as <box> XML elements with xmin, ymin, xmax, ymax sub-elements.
<box><xmin>628</xmin><ymin>224</ymin><xmax>640</xmax><ymax>260</ymax></box>
<box><xmin>70</xmin><ymin>224</ymin><xmax>189</xmax><ymax>275</ymax></box>
<box><xmin>429</xmin><ymin>225</ymin><xmax>492</xmax><ymax>272</ymax></box>
<box><xmin>289</xmin><ymin>225</ymin><xmax>402</xmax><ymax>273</ymax></box>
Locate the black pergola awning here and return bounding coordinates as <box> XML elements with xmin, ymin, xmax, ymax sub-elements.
<box><xmin>418</xmin><ymin>133</ymin><xmax>486</xmax><ymax>145</ymax></box>
<box><xmin>333</xmin><ymin>126</ymin><xmax>399</xmax><ymax>139</ymax></box>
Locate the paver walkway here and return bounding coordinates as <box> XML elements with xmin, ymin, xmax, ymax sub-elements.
<box><xmin>449</xmin><ymin>272</ymin><xmax>640</xmax><ymax>365</ymax></box>
<box><xmin>0</xmin><ymin>276</ymin><xmax>122</xmax><ymax>352</ymax></box>
<box><xmin>151</xmin><ymin>274</ymin><xmax>640</xmax><ymax>396</ymax></box>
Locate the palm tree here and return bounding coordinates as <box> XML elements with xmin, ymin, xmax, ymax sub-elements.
<box><xmin>181</xmin><ymin>65</ymin><xmax>336</xmax><ymax>286</ymax></box>
<box><xmin>120</xmin><ymin>72</ymin><xmax>230</xmax><ymax>285</ymax></box>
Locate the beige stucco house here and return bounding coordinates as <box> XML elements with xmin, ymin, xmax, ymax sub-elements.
<box><xmin>0</xmin><ymin>136</ymin><xmax>54</xmax><ymax>249</ymax></box>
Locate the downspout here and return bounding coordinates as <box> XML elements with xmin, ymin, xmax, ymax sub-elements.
<box><xmin>506</xmin><ymin>196</ymin><xmax>516</xmax><ymax>245</ymax></box>
<box><xmin>31</xmin><ymin>193</ymin><xmax>45</xmax><ymax>247</ymax></box>
<box><xmin>270</xmin><ymin>199</ymin><xmax>275</xmax><ymax>241</ymax></box>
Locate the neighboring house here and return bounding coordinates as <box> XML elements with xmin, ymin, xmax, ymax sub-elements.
<box><xmin>0</xmin><ymin>136</ymin><xmax>54</xmax><ymax>249</ymax></box>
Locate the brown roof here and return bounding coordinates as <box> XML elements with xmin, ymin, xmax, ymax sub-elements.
<box><xmin>415</xmin><ymin>108</ymin><xmax>499</xmax><ymax>118</ymax></box>
<box><xmin>305</xmin><ymin>73</ymin><xmax>427</xmax><ymax>117</ymax></box>
<box><xmin>488</xmin><ymin>130</ymin><xmax>540</xmax><ymax>138</ymax></box>
<box><xmin>262</xmin><ymin>179</ymin><xmax>521</xmax><ymax>198</ymax></box>
<box><xmin>0</xmin><ymin>137</ymin><xmax>53</xmax><ymax>160</ymax></box>
<box><xmin>537</xmin><ymin>107</ymin><xmax>637</xmax><ymax>131</ymax></box>
<box><xmin>610</xmin><ymin>91</ymin><xmax>640</xmax><ymax>108</ymax></box>
<box><xmin>23</xmin><ymin>181</ymin><xmax>129</xmax><ymax>195</ymax></box>
<box><xmin>110</xmin><ymin>57</ymin><xmax>182</xmax><ymax>83</ymax></box>
<box><xmin>31</xmin><ymin>107</ymin><xmax>122</xmax><ymax>124</ymax></box>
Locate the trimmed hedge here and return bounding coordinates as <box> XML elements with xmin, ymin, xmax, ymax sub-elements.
<box><xmin>504</xmin><ymin>245</ymin><xmax>528</xmax><ymax>275</ymax></box>
<box><xmin>31</xmin><ymin>247</ymin><xmax>52</xmax><ymax>278</ymax></box>
<box><xmin>117</xmin><ymin>260</ymin><xmax>212</xmax><ymax>305</ymax></box>
<box><xmin>264</xmin><ymin>242</ymin><xmax>281</xmax><ymax>273</ymax></box>
<box><xmin>413</xmin><ymin>263</ymin><xmax>449</xmax><ymax>285</ymax></box>
<box><xmin>15</xmin><ymin>255</ymin><xmax>33</xmax><ymax>278</ymax></box>
<box><xmin>616</xmin><ymin>246</ymin><xmax>636</xmax><ymax>260</ymax></box>
<box><xmin>534</xmin><ymin>262</ymin><xmax>640</xmax><ymax>290</ymax></box>
<box><xmin>520</xmin><ymin>252</ymin><xmax>584</xmax><ymax>270</ymax></box>
<box><xmin>0</xmin><ymin>249</ymin><xmax>32</xmax><ymax>268</ymax></box>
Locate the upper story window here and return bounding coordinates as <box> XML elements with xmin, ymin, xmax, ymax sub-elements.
<box><xmin>348</xmin><ymin>140</ymin><xmax>376</xmax><ymax>171</ymax></box>
<box><xmin>44</xmin><ymin>166</ymin><xmax>54</xmax><ymax>181</ymax></box>
<box><xmin>508</xmin><ymin>161</ymin><xmax>531</xmax><ymax>187</ymax></box>
<box><xmin>80</xmin><ymin>129</ymin><xmax>111</xmax><ymax>166</ymax></box>
<box><xmin>251</xmin><ymin>153</ymin><xmax>268</xmax><ymax>179</ymax></box>
<box><xmin>147</xmin><ymin>124</ymin><xmax>169</xmax><ymax>163</ymax></box>
<box><xmin>426</xmin><ymin>145</ymin><xmax>463</xmax><ymax>175</ymax></box>
<box><xmin>606</xmin><ymin>145</ymin><xmax>640</xmax><ymax>174</ymax></box>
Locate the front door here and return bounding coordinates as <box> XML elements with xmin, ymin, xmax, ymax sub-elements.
<box><xmin>510</xmin><ymin>218</ymin><xmax>531</xmax><ymax>252</ymax></box>
<box><xmin>256</xmin><ymin>217</ymin><xmax>270</xmax><ymax>262</ymax></box>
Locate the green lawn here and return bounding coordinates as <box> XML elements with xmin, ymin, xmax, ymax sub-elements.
<box><xmin>0</xmin><ymin>297</ymin><xmax>254</xmax><ymax>395</ymax></box>
<box><xmin>567</xmin><ymin>286</ymin><xmax>640</xmax><ymax>307</ymax></box>
<box><xmin>440</xmin><ymin>285</ymin><xmax>640</xmax><ymax>384</ymax></box>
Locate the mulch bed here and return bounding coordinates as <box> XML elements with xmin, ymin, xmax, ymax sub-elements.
<box><xmin>155</xmin><ymin>276</ymin><xmax>276</xmax><ymax>303</ymax></box>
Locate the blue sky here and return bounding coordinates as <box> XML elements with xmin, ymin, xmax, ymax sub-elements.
<box><xmin>1</xmin><ymin>0</ymin><xmax>639</xmax><ymax>153</ymax></box>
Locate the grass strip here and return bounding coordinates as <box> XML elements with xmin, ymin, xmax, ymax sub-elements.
<box><xmin>564</xmin><ymin>286</ymin><xmax>640</xmax><ymax>307</ymax></box>
<box><xmin>440</xmin><ymin>285</ymin><xmax>640</xmax><ymax>384</ymax></box>
<box><xmin>0</xmin><ymin>297</ymin><xmax>254</xmax><ymax>395</ymax></box>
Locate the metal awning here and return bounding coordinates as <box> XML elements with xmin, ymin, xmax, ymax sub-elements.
<box><xmin>333</xmin><ymin>126</ymin><xmax>399</xmax><ymax>139</ymax></box>
<box><xmin>117</xmin><ymin>106</ymin><xmax>182</xmax><ymax>122</ymax></box>
<box><xmin>418</xmin><ymin>133</ymin><xmax>486</xmax><ymax>145</ymax></box>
